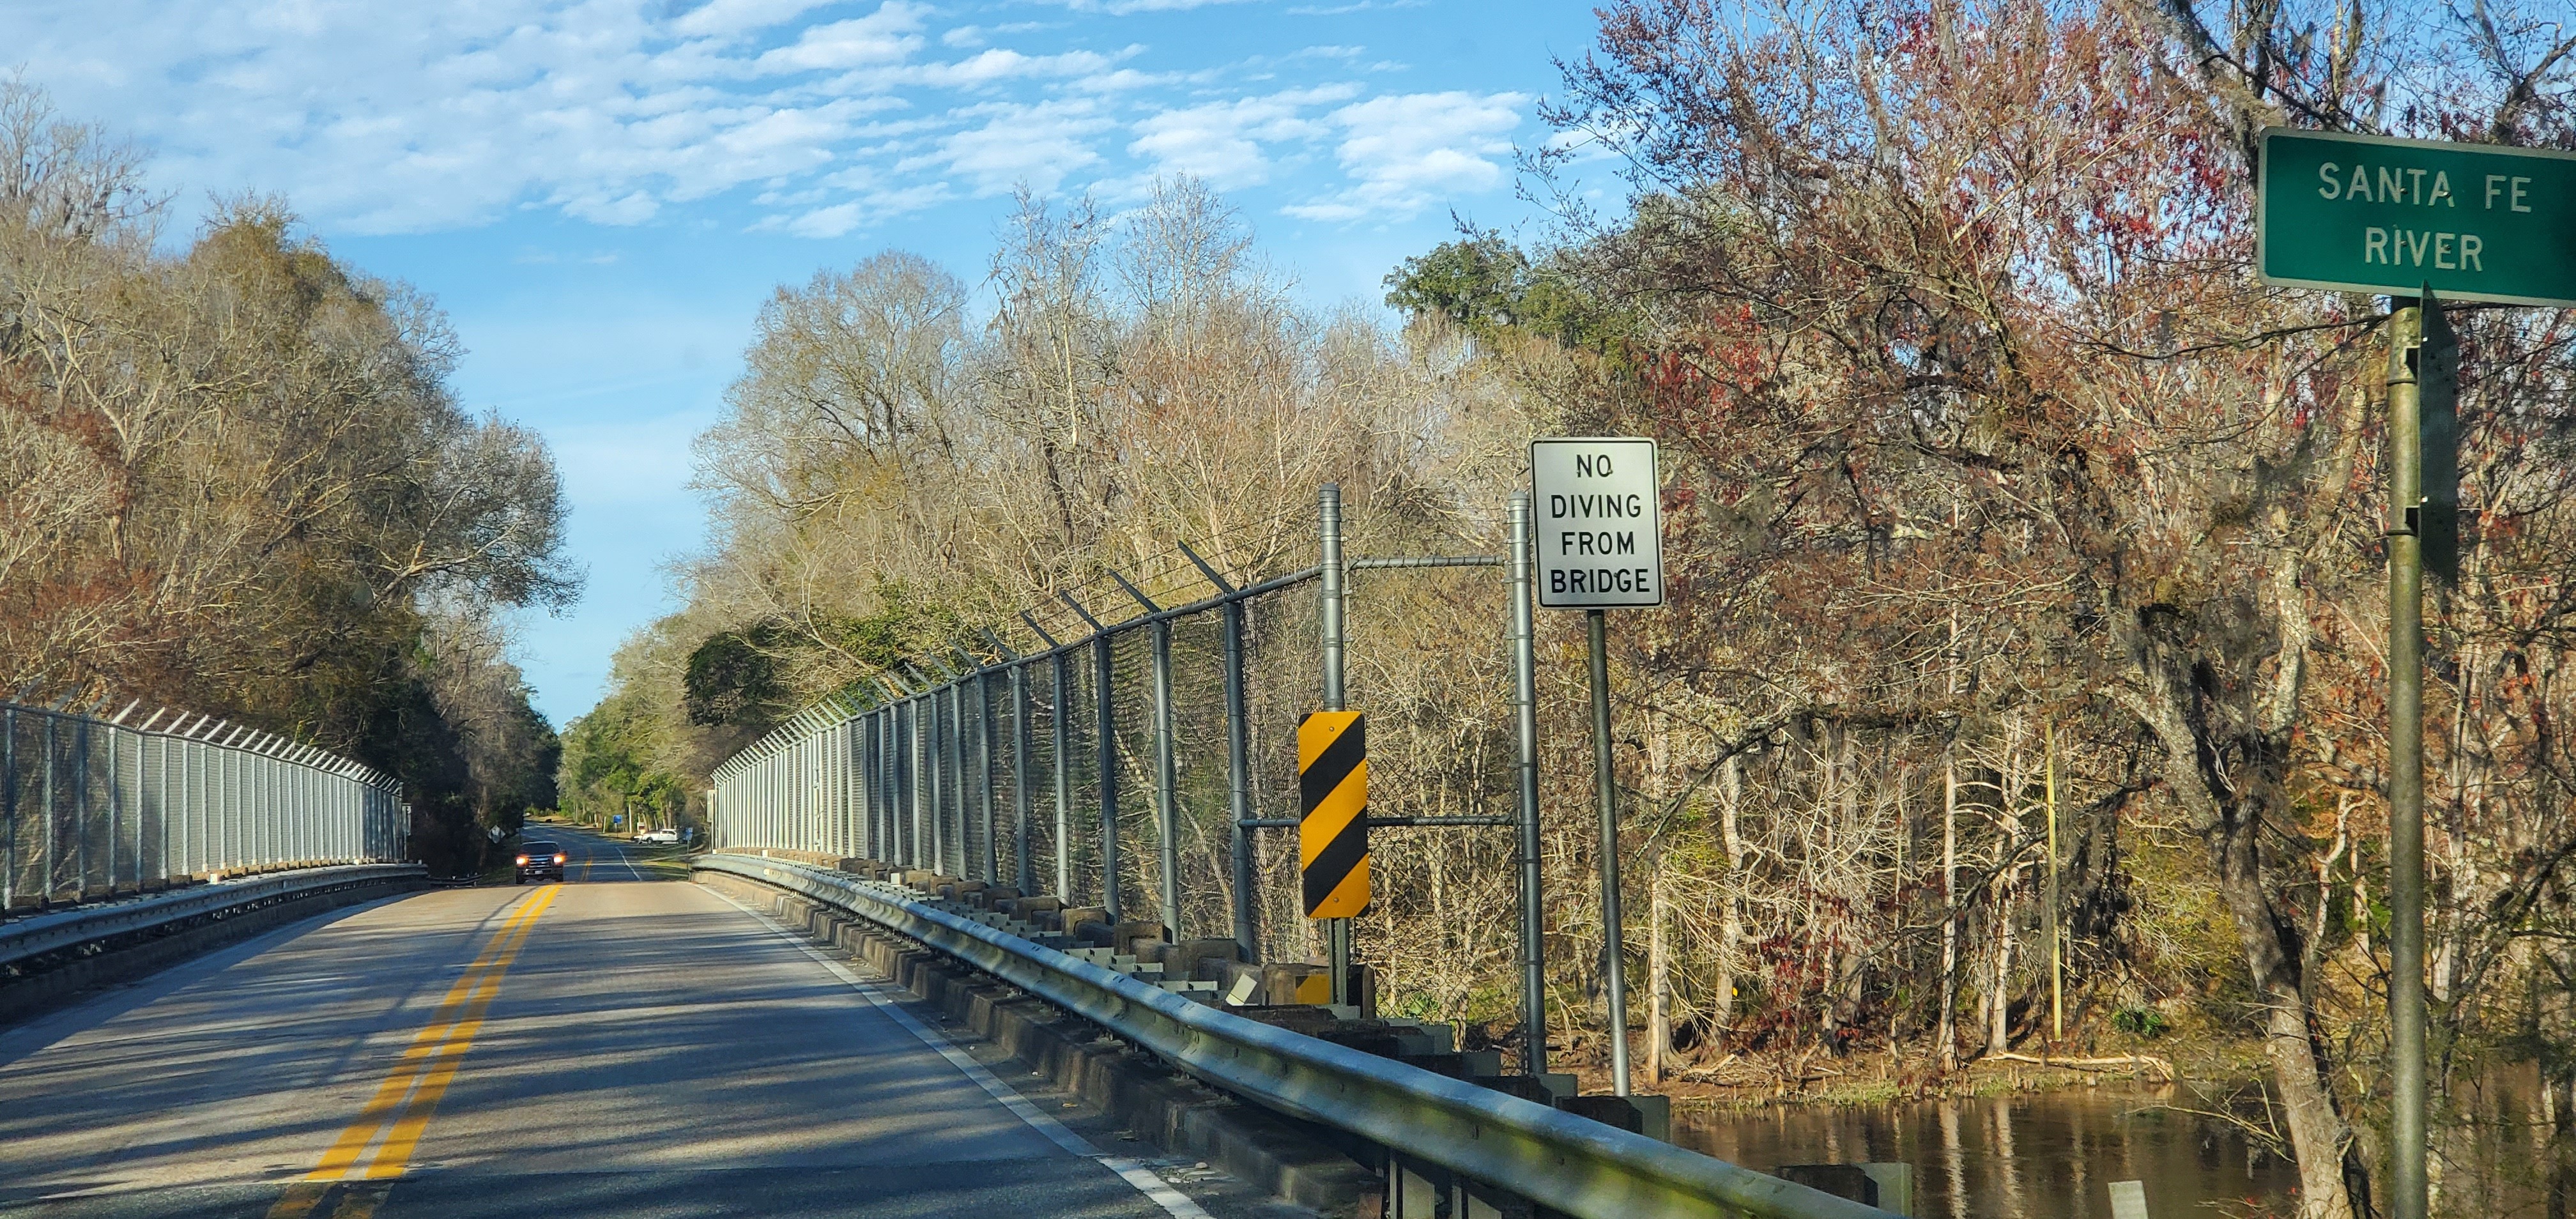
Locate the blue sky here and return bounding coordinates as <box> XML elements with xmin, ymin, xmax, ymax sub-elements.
<box><xmin>8</xmin><ymin>0</ymin><xmax>1613</xmax><ymax>726</ymax></box>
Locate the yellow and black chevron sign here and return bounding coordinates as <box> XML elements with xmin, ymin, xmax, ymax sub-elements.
<box><xmin>1299</xmin><ymin>711</ymin><xmax>1368</xmax><ymax>919</ymax></box>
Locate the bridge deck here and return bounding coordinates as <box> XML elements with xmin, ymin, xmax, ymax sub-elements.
<box><xmin>0</xmin><ymin>831</ymin><xmax>1219</xmax><ymax>1218</ymax></box>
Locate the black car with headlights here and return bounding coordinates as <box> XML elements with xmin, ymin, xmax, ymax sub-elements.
<box><xmin>516</xmin><ymin>840</ymin><xmax>567</xmax><ymax>884</ymax></box>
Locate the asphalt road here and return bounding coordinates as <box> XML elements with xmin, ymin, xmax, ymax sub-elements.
<box><xmin>0</xmin><ymin>829</ymin><xmax>1229</xmax><ymax>1218</ymax></box>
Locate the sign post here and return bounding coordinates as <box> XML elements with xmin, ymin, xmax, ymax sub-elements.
<box><xmin>1533</xmin><ymin>438</ymin><xmax>1663</xmax><ymax>1097</ymax></box>
<box><xmin>1317</xmin><ymin>484</ymin><xmax>1354</xmax><ymax>1007</ymax></box>
<box><xmin>2258</xmin><ymin>127</ymin><xmax>2528</xmax><ymax>1219</ymax></box>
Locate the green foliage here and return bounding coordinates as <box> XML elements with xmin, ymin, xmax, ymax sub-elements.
<box><xmin>2112</xmin><ymin>1006</ymin><xmax>2170</xmax><ymax>1039</ymax></box>
<box><xmin>558</xmin><ymin>684</ymin><xmax>692</xmax><ymax>831</ymax></box>
<box><xmin>684</xmin><ymin>626</ymin><xmax>786</xmax><ymax>726</ymax></box>
<box><xmin>684</xmin><ymin>586</ymin><xmax>971</xmax><ymax>729</ymax></box>
<box><xmin>824</xmin><ymin>582</ymin><xmax>971</xmax><ymax>673</ymax></box>
<box><xmin>1382</xmin><ymin>231</ymin><xmax>1624</xmax><ymax>355</ymax></box>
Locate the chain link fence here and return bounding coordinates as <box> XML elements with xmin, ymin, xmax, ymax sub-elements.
<box><xmin>710</xmin><ymin>558</ymin><xmax>1332</xmax><ymax>953</ymax></box>
<box><xmin>3</xmin><ymin>702</ymin><xmax>409</xmax><ymax>914</ymax></box>
<box><xmin>709</xmin><ymin>486</ymin><xmax>1560</xmax><ymax>1070</ymax></box>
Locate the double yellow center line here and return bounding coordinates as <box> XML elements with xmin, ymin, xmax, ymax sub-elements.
<box><xmin>268</xmin><ymin>884</ymin><xmax>561</xmax><ymax>1218</ymax></box>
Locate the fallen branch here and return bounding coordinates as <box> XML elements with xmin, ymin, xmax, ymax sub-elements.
<box><xmin>1988</xmin><ymin>1051</ymin><xmax>2175</xmax><ymax>1082</ymax></box>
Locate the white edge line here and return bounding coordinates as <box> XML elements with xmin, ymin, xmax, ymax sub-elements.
<box><xmin>703</xmin><ymin>886</ymin><xmax>1216</xmax><ymax>1219</ymax></box>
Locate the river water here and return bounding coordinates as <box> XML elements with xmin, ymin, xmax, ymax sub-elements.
<box><xmin>1675</xmin><ymin>1070</ymin><xmax>2574</xmax><ymax>1218</ymax></box>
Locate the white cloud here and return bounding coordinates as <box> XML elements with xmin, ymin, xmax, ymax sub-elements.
<box><xmin>905</xmin><ymin>47</ymin><xmax>1129</xmax><ymax>88</ymax></box>
<box><xmin>755</xmin><ymin>5</ymin><xmax>928</xmax><ymax>72</ymax></box>
<box><xmin>0</xmin><ymin>1</ymin><xmax>1533</xmax><ymax>241</ymax></box>
<box><xmin>934</xmin><ymin>100</ymin><xmax>1113</xmax><ymax>195</ymax></box>
<box><xmin>1126</xmin><ymin>84</ymin><xmax>1356</xmax><ymax>188</ymax></box>
<box><xmin>1055</xmin><ymin>0</ymin><xmax>1259</xmax><ymax>12</ymax></box>
<box><xmin>671</xmin><ymin>0</ymin><xmax>839</xmax><ymax>40</ymax></box>
<box><xmin>1285</xmin><ymin>90</ymin><xmax>1527</xmax><ymax>221</ymax></box>
<box><xmin>564</xmin><ymin>190</ymin><xmax>663</xmax><ymax>225</ymax></box>
<box><xmin>784</xmin><ymin>201</ymin><xmax>866</xmax><ymax>236</ymax></box>
<box><xmin>1285</xmin><ymin>0</ymin><xmax>1427</xmax><ymax>14</ymax></box>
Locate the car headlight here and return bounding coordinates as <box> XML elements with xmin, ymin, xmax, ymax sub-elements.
<box><xmin>555</xmin><ymin>854</ymin><xmax>567</xmax><ymax>864</ymax></box>
<box><xmin>516</xmin><ymin>855</ymin><xmax>529</xmax><ymax>865</ymax></box>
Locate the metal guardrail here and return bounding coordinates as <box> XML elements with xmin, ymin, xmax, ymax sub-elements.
<box><xmin>0</xmin><ymin>862</ymin><xmax>425</xmax><ymax>973</ymax></box>
<box><xmin>696</xmin><ymin>852</ymin><xmax>1889</xmax><ymax>1219</ymax></box>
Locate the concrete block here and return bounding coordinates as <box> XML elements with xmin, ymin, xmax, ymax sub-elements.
<box><xmin>1157</xmin><ymin>937</ymin><xmax>1243</xmax><ymax>981</ymax></box>
<box><xmin>1470</xmin><ymin>1074</ymin><xmax>1555</xmax><ymax>1105</ymax></box>
<box><xmin>1262</xmin><ymin>963</ymin><xmax>1333</xmax><ymax>1006</ymax></box>
<box><xmin>1112</xmin><ymin>921</ymin><xmax>1168</xmax><ymax>956</ymax></box>
<box><xmin>1213</xmin><ymin>960</ymin><xmax>1264</xmax><ymax>1002</ymax></box>
<box><xmin>997</xmin><ymin>895</ymin><xmax>1059</xmax><ymax>919</ymax></box>
<box><xmin>1777</xmin><ymin>1165</ymin><xmax>1878</xmax><ymax>1209</ymax></box>
<box><xmin>1060</xmin><ymin>905</ymin><xmax>1108</xmax><ymax>933</ymax></box>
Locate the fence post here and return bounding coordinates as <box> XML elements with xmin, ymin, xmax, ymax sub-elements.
<box><xmin>927</xmin><ymin>691</ymin><xmax>946</xmax><ymax>873</ymax></box>
<box><xmin>176</xmin><ymin>730</ymin><xmax>190</xmax><ymax>877</ymax></box>
<box><xmin>878</xmin><ymin>707</ymin><xmax>894</xmax><ymax>862</ymax></box>
<box><xmin>1225</xmin><ymin>597</ymin><xmax>1257</xmax><ymax>961</ymax></box>
<box><xmin>917</xmin><ymin>696</ymin><xmax>937</xmax><ymax>866</ymax></box>
<box><xmin>882</xmin><ymin>707</ymin><xmax>896</xmax><ymax>863</ymax></box>
<box><xmin>861</xmin><ymin>712</ymin><xmax>877</xmax><ymax>861</ymax></box>
<box><xmin>1052</xmin><ymin>650</ymin><xmax>1073</xmax><ymax>900</ymax></box>
<box><xmin>1319</xmin><ymin>482</ymin><xmax>1351</xmax><ymax>1004</ymax></box>
<box><xmin>1151</xmin><ymin>615</ymin><xmax>1182</xmax><ymax>936</ymax></box>
<box><xmin>75</xmin><ymin>717</ymin><xmax>90</xmax><ymax>899</ymax></box>
<box><xmin>1011</xmin><ymin>660</ymin><xmax>1034</xmax><ymax>895</ymax></box>
<box><xmin>904</xmin><ymin>700</ymin><xmax>919</xmax><ymax>868</ymax></box>
<box><xmin>1509</xmin><ymin>490</ymin><xmax>1547</xmax><ymax>1076</ymax></box>
<box><xmin>42</xmin><ymin>714</ymin><xmax>56</xmax><ymax>905</ymax></box>
<box><xmin>977</xmin><ymin>666</ymin><xmax>997</xmax><ymax>884</ymax></box>
<box><xmin>947</xmin><ymin>680</ymin><xmax>969</xmax><ymax>878</ymax></box>
<box><xmin>105</xmin><ymin>725</ymin><xmax>119</xmax><ymax>893</ymax></box>
<box><xmin>226</xmin><ymin>735</ymin><xmax>241</xmax><ymax>870</ymax></box>
<box><xmin>1092</xmin><ymin>633</ymin><xmax>1121</xmax><ymax>921</ymax></box>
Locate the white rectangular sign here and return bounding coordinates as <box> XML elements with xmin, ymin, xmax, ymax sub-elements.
<box><xmin>1532</xmin><ymin>437</ymin><xmax>1662</xmax><ymax>608</ymax></box>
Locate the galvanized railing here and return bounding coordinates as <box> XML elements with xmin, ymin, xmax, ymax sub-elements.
<box><xmin>3</xmin><ymin>700</ymin><xmax>408</xmax><ymax>913</ymax></box>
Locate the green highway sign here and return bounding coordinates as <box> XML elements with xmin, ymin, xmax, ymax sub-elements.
<box><xmin>2258</xmin><ymin>127</ymin><xmax>2576</xmax><ymax>307</ymax></box>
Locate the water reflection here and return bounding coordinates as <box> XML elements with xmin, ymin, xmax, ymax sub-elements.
<box><xmin>1678</xmin><ymin>1069</ymin><xmax>2576</xmax><ymax>1218</ymax></box>
<box><xmin>1676</xmin><ymin>1085</ymin><xmax>2298</xmax><ymax>1218</ymax></box>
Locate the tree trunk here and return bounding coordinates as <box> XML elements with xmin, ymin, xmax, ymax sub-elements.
<box><xmin>1715</xmin><ymin>755</ymin><xmax>1744</xmax><ymax>1053</ymax></box>
<box><xmin>1938</xmin><ymin>755</ymin><xmax>1961</xmax><ymax>1073</ymax></box>
<box><xmin>1985</xmin><ymin>865</ymin><xmax>2015</xmax><ymax>1056</ymax></box>
<box><xmin>1648</xmin><ymin>860</ymin><xmax>1669</xmax><ymax>1082</ymax></box>
<box><xmin>2209</xmin><ymin>801</ymin><xmax>2366</xmax><ymax>1219</ymax></box>
<box><xmin>1986</xmin><ymin>718</ymin><xmax>2025</xmax><ymax>1057</ymax></box>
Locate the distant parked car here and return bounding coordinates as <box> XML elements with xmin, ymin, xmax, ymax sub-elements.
<box><xmin>516</xmin><ymin>840</ymin><xmax>567</xmax><ymax>884</ymax></box>
<box><xmin>639</xmin><ymin>827</ymin><xmax>681</xmax><ymax>845</ymax></box>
